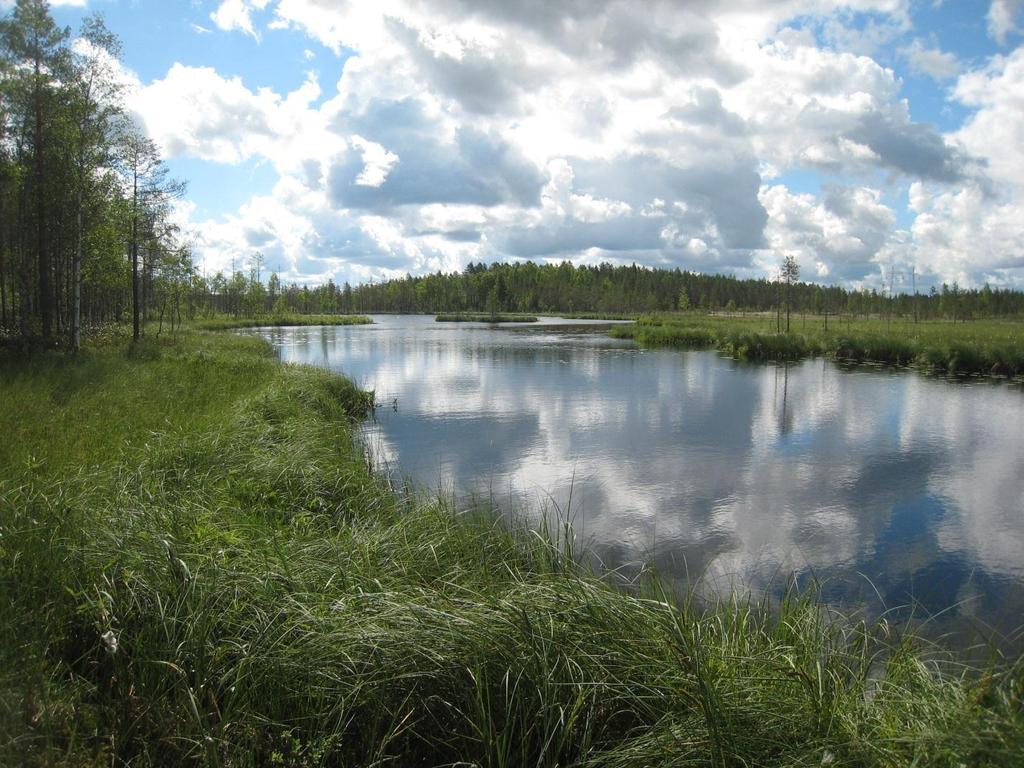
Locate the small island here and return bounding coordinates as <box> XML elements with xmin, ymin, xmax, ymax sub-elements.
<box><xmin>436</xmin><ymin>312</ymin><xmax>539</xmax><ymax>323</ymax></box>
<box><xmin>192</xmin><ymin>314</ymin><xmax>373</xmax><ymax>330</ymax></box>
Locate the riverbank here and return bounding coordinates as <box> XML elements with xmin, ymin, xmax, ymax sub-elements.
<box><xmin>436</xmin><ymin>312</ymin><xmax>539</xmax><ymax>322</ymax></box>
<box><xmin>612</xmin><ymin>313</ymin><xmax>1024</xmax><ymax>376</ymax></box>
<box><xmin>191</xmin><ymin>313</ymin><xmax>373</xmax><ymax>330</ymax></box>
<box><xmin>2</xmin><ymin>331</ymin><xmax>1022</xmax><ymax>766</ymax></box>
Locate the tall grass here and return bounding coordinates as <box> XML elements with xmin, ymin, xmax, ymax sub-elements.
<box><xmin>612</xmin><ymin>313</ymin><xmax>1024</xmax><ymax>375</ymax></box>
<box><xmin>436</xmin><ymin>313</ymin><xmax>539</xmax><ymax>323</ymax></box>
<box><xmin>190</xmin><ymin>314</ymin><xmax>373</xmax><ymax>331</ymax></box>
<box><xmin>2</xmin><ymin>332</ymin><xmax>1022</xmax><ymax>766</ymax></box>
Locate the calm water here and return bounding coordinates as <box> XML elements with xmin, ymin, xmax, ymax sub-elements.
<box><xmin>252</xmin><ymin>315</ymin><xmax>1024</xmax><ymax>649</ymax></box>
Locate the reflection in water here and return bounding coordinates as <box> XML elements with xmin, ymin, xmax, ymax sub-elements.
<box><xmin>252</xmin><ymin>315</ymin><xmax>1024</xmax><ymax>650</ymax></box>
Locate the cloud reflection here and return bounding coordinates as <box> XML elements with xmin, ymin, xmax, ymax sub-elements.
<box><xmin>256</xmin><ymin>317</ymin><xmax>1024</xmax><ymax>641</ymax></box>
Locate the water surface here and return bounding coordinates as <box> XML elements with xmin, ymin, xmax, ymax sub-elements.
<box><xmin>252</xmin><ymin>315</ymin><xmax>1024</xmax><ymax>650</ymax></box>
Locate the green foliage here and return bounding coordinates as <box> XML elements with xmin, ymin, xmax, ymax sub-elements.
<box><xmin>436</xmin><ymin>313</ymin><xmax>539</xmax><ymax>322</ymax></box>
<box><xmin>190</xmin><ymin>314</ymin><xmax>373</xmax><ymax>331</ymax></box>
<box><xmin>610</xmin><ymin>323</ymin><xmax>714</xmax><ymax>348</ymax></box>
<box><xmin>719</xmin><ymin>330</ymin><xmax>810</xmax><ymax>361</ymax></box>
<box><xmin>271</xmin><ymin>294</ymin><xmax>289</xmax><ymax>317</ymax></box>
<box><xmin>313</xmin><ymin>261</ymin><xmax>1024</xmax><ymax>320</ymax></box>
<box><xmin>678</xmin><ymin>288</ymin><xmax>691</xmax><ymax>311</ymax></box>
<box><xmin>614</xmin><ymin>313</ymin><xmax>1024</xmax><ymax>376</ymax></box>
<box><xmin>831</xmin><ymin>334</ymin><xmax>918</xmax><ymax>365</ymax></box>
<box><xmin>2</xmin><ymin>331</ymin><xmax>1023</xmax><ymax>765</ymax></box>
<box><xmin>0</xmin><ymin>2</ymin><xmax>191</xmax><ymax>350</ymax></box>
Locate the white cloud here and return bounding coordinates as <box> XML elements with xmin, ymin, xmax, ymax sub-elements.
<box><xmin>722</xmin><ymin>36</ymin><xmax>965</xmax><ymax>182</ymax></box>
<box><xmin>953</xmin><ymin>47</ymin><xmax>1024</xmax><ymax>191</ymax></box>
<box><xmin>210</xmin><ymin>0</ymin><xmax>272</xmax><ymax>41</ymax></box>
<box><xmin>541</xmin><ymin>160</ymin><xmax>632</xmax><ymax>224</ymax></box>
<box><xmin>350</xmin><ymin>135</ymin><xmax>399</xmax><ymax>187</ymax></box>
<box><xmin>105</xmin><ymin>0</ymin><xmax>1022</xmax><ymax>288</ymax></box>
<box><xmin>987</xmin><ymin>0</ymin><xmax>1023</xmax><ymax>45</ymax></box>
<box><xmin>130</xmin><ymin>64</ymin><xmax>326</xmax><ymax>166</ymax></box>
<box><xmin>271</xmin><ymin>0</ymin><xmax>396</xmax><ymax>54</ymax></box>
<box><xmin>818</xmin><ymin>6</ymin><xmax>912</xmax><ymax>57</ymax></box>
<box><xmin>885</xmin><ymin>46</ymin><xmax>1024</xmax><ymax>287</ymax></box>
<box><xmin>908</xmin><ymin>182</ymin><xmax>1024</xmax><ymax>286</ymax></box>
<box><xmin>901</xmin><ymin>38</ymin><xmax>961</xmax><ymax>81</ymax></box>
<box><xmin>758</xmin><ymin>184</ymin><xmax>897</xmax><ymax>284</ymax></box>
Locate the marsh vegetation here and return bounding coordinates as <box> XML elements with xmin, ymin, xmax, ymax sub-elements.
<box><xmin>436</xmin><ymin>313</ymin><xmax>539</xmax><ymax>323</ymax></box>
<box><xmin>190</xmin><ymin>314</ymin><xmax>373</xmax><ymax>331</ymax></box>
<box><xmin>612</xmin><ymin>312</ymin><xmax>1024</xmax><ymax>376</ymax></box>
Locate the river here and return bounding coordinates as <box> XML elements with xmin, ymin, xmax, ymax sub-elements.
<box><xmin>250</xmin><ymin>314</ymin><xmax>1024</xmax><ymax>651</ymax></box>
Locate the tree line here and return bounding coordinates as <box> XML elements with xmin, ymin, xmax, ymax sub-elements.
<box><xmin>259</xmin><ymin>261</ymin><xmax>1024</xmax><ymax>322</ymax></box>
<box><xmin>0</xmin><ymin>0</ymin><xmax>185</xmax><ymax>351</ymax></box>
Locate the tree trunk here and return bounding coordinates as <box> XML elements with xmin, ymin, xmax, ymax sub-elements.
<box><xmin>132</xmin><ymin>169</ymin><xmax>140</xmax><ymax>341</ymax></box>
<box><xmin>71</xmin><ymin>183</ymin><xmax>82</xmax><ymax>352</ymax></box>
<box><xmin>18</xmin><ymin>186</ymin><xmax>31</xmax><ymax>342</ymax></box>
<box><xmin>34</xmin><ymin>52</ymin><xmax>52</xmax><ymax>345</ymax></box>
<box><xmin>0</xmin><ymin>238</ymin><xmax>7</xmax><ymax>330</ymax></box>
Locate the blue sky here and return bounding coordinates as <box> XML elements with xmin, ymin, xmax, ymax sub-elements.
<box><xmin>42</xmin><ymin>0</ymin><xmax>1024</xmax><ymax>289</ymax></box>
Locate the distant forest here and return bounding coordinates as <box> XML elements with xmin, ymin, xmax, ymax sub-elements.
<box><xmin>258</xmin><ymin>261</ymin><xmax>1024</xmax><ymax>321</ymax></box>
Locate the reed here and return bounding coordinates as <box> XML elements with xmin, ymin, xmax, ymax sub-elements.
<box><xmin>613</xmin><ymin>312</ymin><xmax>1024</xmax><ymax>376</ymax></box>
<box><xmin>436</xmin><ymin>313</ymin><xmax>539</xmax><ymax>322</ymax></box>
<box><xmin>190</xmin><ymin>313</ymin><xmax>373</xmax><ymax>331</ymax></box>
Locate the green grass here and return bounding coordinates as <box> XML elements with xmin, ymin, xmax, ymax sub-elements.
<box><xmin>436</xmin><ymin>313</ymin><xmax>539</xmax><ymax>323</ymax></box>
<box><xmin>191</xmin><ymin>313</ymin><xmax>373</xmax><ymax>331</ymax></box>
<box><xmin>611</xmin><ymin>312</ymin><xmax>1024</xmax><ymax>375</ymax></box>
<box><xmin>553</xmin><ymin>312</ymin><xmax>639</xmax><ymax>321</ymax></box>
<box><xmin>2</xmin><ymin>331</ymin><xmax>1022</xmax><ymax>766</ymax></box>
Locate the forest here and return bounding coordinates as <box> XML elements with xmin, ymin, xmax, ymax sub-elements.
<box><xmin>311</xmin><ymin>260</ymin><xmax>1024</xmax><ymax>320</ymax></box>
<box><xmin>126</xmin><ymin>257</ymin><xmax>1024</xmax><ymax>327</ymax></box>
<box><xmin>0</xmin><ymin>0</ymin><xmax>185</xmax><ymax>352</ymax></box>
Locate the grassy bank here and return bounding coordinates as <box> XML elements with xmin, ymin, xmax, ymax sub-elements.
<box><xmin>2</xmin><ymin>332</ymin><xmax>1022</xmax><ymax>766</ymax></box>
<box><xmin>191</xmin><ymin>313</ymin><xmax>373</xmax><ymax>331</ymax></box>
<box><xmin>436</xmin><ymin>313</ymin><xmax>539</xmax><ymax>323</ymax></box>
<box><xmin>555</xmin><ymin>312</ymin><xmax>639</xmax><ymax>321</ymax></box>
<box><xmin>611</xmin><ymin>313</ymin><xmax>1024</xmax><ymax>376</ymax></box>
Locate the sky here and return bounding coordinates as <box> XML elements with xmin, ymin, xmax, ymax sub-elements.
<box><xmin>38</xmin><ymin>0</ymin><xmax>1024</xmax><ymax>291</ymax></box>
